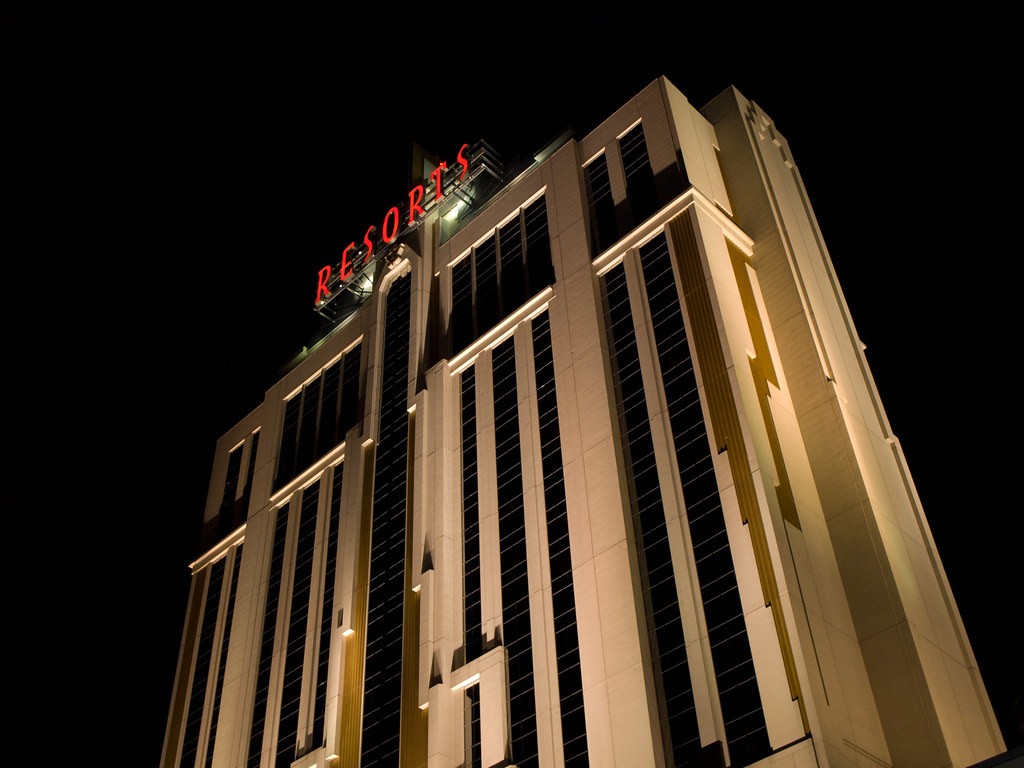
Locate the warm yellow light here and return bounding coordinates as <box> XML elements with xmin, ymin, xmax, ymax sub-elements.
<box><xmin>451</xmin><ymin>673</ymin><xmax>480</xmax><ymax>691</ymax></box>
<box><xmin>342</xmin><ymin>628</ymin><xmax>355</xmax><ymax>637</ymax></box>
<box><xmin>444</xmin><ymin>201</ymin><xmax>463</xmax><ymax>220</ymax></box>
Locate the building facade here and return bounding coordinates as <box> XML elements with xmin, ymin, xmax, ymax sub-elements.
<box><xmin>161</xmin><ymin>78</ymin><xmax>1004</xmax><ymax>768</ymax></box>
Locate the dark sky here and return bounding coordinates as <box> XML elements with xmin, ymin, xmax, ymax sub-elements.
<box><xmin>10</xmin><ymin>6</ymin><xmax>1019</xmax><ymax>762</ymax></box>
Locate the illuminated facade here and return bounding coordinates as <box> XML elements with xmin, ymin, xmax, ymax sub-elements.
<box><xmin>161</xmin><ymin>78</ymin><xmax>1004</xmax><ymax>768</ymax></box>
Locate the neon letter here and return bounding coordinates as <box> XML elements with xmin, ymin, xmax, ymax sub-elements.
<box><xmin>408</xmin><ymin>185</ymin><xmax>425</xmax><ymax>224</ymax></box>
<box><xmin>363</xmin><ymin>226</ymin><xmax>376</xmax><ymax>263</ymax></box>
<box><xmin>431</xmin><ymin>162</ymin><xmax>447</xmax><ymax>201</ymax></box>
<box><xmin>340</xmin><ymin>242</ymin><xmax>356</xmax><ymax>280</ymax></box>
<box><xmin>383</xmin><ymin>206</ymin><xmax>400</xmax><ymax>243</ymax></box>
<box><xmin>315</xmin><ymin>264</ymin><xmax>332</xmax><ymax>303</ymax></box>
<box><xmin>456</xmin><ymin>143</ymin><xmax>469</xmax><ymax>180</ymax></box>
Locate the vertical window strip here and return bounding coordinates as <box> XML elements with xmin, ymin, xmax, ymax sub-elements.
<box><xmin>499</xmin><ymin>218</ymin><xmax>526</xmax><ymax>320</ymax></box>
<box><xmin>296</xmin><ymin>377</ymin><xmax>323</xmax><ymax>474</ymax></box>
<box><xmin>461</xmin><ymin>366</ymin><xmax>482</xmax><ymax>662</ymax></box>
<box><xmin>475</xmin><ymin>236</ymin><xmax>499</xmax><ymax>336</ymax></box>
<box><xmin>451</xmin><ymin>257</ymin><xmax>474</xmax><ymax>354</ymax></box>
<box><xmin>317</xmin><ymin>361</ymin><xmax>342</xmax><ymax>460</ymax></box>
<box><xmin>361</xmin><ymin>274</ymin><xmax>411</xmax><ymax>768</ymax></box>
<box><xmin>637</xmin><ymin>235</ymin><xmax>770</xmax><ymax>765</ymax></box>
<box><xmin>619</xmin><ymin>124</ymin><xmax>659</xmax><ymax>225</ymax></box>
<box><xmin>220</xmin><ymin>448</ymin><xmax>243</xmax><ymax>521</ymax></box>
<box><xmin>275</xmin><ymin>398</ymin><xmax>302</xmax><ymax>490</ymax></box>
<box><xmin>523</xmin><ymin>196</ymin><xmax>554</xmax><ymax>290</ymax></box>
<box><xmin>276</xmin><ymin>344</ymin><xmax>362</xmax><ymax>491</ymax></box>
<box><xmin>312</xmin><ymin>464</ymin><xmax>344</xmax><ymax>747</ymax></box>
<box><xmin>619</xmin><ymin>124</ymin><xmax>650</xmax><ymax>180</ymax></box>
<box><xmin>451</xmin><ymin>195</ymin><xmax>553</xmax><ymax>356</ymax></box>
<box><xmin>276</xmin><ymin>484</ymin><xmax>321</xmax><ymax>767</ymax></box>
<box><xmin>247</xmin><ymin>507</ymin><xmax>290</xmax><ymax>768</ymax></box>
<box><xmin>465</xmin><ymin>685</ymin><xmax>482</xmax><ymax>768</ymax></box>
<box><xmin>584</xmin><ymin>155</ymin><xmax>618</xmax><ymax>257</ymax></box>
<box><xmin>492</xmin><ymin>337</ymin><xmax>539</xmax><ymax>768</ymax></box>
<box><xmin>180</xmin><ymin>557</ymin><xmax>226</xmax><ymax>768</ymax></box>
<box><xmin>339</xmin><ymin>343</ymin><xmax>362</xmax><ymax>439</ymax></box>
<box><xmin>601</xmin><ymin>265</ymin><xmax>702</xmax><ymax>767</ymax></box>
<box><xmin>239</xmin><ymin>431</ymin><xmax>259</xmax><ymax>523</ymax></box>
<box><xmin>204</xmin><ymin>545</ymin><xmax>243</xmax><ymax>768</ymax></box>
<box><xmin>532</xmin><ymin>314</ymin><xmax>589</xmax><ymax>767</ymax></box>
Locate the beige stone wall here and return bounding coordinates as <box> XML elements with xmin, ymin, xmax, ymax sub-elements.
<box><xmin>704</xmin><ymin>85</ymin><xmax>1003</xmax><ymax>767</ymax></box>
<box><xmin>163</xmin><ymin>78</ymin><xmax>1002</xmax><ymax>768</ymax></box>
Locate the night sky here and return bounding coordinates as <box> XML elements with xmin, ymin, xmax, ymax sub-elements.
<box><xmin>10</xmin><ymin>6</ymin><xmax>1019</xmax><ymax>762</ymax></box>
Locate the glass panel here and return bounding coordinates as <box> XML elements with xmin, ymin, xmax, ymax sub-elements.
<box><xmin>180</xmin><ymin>558</ymin><xmax>225</xmax><ymax>768</ymax></box>
<box><xmin>523</xmin><ymin>196</ymin><xmax>554</xmax><ymax>291</ymax></box>
<box><xmin>532</xmin><ymin>314</ymin><xmax>588</xmax><ymax>766</ymax></box>
<box><xmin>493</xmin><ymin>337</ymin><xmax>539</xmax><ymax>767</ymax></box>
<box><xmin>339</xmin><ymin>343</ymin><xmax>362</xmax><ymax>438</ymax></box>
<box><xmin>276</xmin><ymin>484</ymin><xmax>320</xmax><ymax>767</ymax></box>
<box><xmin>620</xmin><ymin>123</ymin><xmax>659</xmax><ymax>226</ymax></box>
<box><xmin>584</xmin><ymin>155</ymin><xmax>618</xmax><ymax>257</ymax></box>
<box><xmin>275</xmin><ymin>396</ymin><xmax>302</xmax><ymax>490</ymax></box>
<box><xmin>317</xmin><ymin>360</ymin><xmax>341</xmax><ymax>460</ymax></box>
<box><xmin>637</xmin><ymin>235</ymin><xmax>769</xmax><ymax>765</ymax></box>
<box><xmin>312</xmin><ymin>465</ymin><xmax>344</xmax><ymax>746</ymax></box>
<box><xmin>461</xmin><ymin>366</ymin><xmax>482</xmax><ymax>662</ymax></box>
<box><xmin>475</xmin><ymin>235</ymin><xmax>499</xmax><ymax>337</ymax></box>
<box><xmin>296</xmin><ymin>377</ymin><xmax>322</xmax><ymax>473</ymax></box>
<box><xmin>204</xmin><ymin>545</ymin><xmax>243</xmax><ymax>768</ymax></box>
<box><xmin>602</xmin><ymin>265</ymin><xmax>701</xmax><ymax>766</ymax></box>
<box><xmin>451</xmin><ymin>257</ymin><xmax>474</xmax><ymax>354</ymax></box>
<box><xmin>361</xmin><ymin>275</ymin><xmax>411</xmax><ymax>768</ymax></box>
<box><xmin>247</xmin><ymin>507</ymin><xmax>289</xmax><ymax>767</ymax></box>
<box><xmin>499</xmin><ymin>217</ymin><xmax>525</xmax><ymax>318</ymax></box>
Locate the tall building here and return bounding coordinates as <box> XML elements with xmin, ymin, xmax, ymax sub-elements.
<box><xmin>161</xmin><ymin>78</ymin><xmax>1004</xmax><ymax>768</ymax></box>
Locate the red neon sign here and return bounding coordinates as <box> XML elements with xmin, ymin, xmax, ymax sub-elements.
<box><xmin>315</xmin><ymin>143</ymin><xmax>470</xmax><ymax>306</ymax></box>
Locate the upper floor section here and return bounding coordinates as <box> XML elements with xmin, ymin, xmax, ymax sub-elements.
<box><xmin>196</xmin><ymin>77</ymin><xmax>740</xmax><ymax>558</ymax></box>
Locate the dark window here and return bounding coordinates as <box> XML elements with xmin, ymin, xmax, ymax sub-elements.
<box><xmin>276</xmin><ymin>483</ymin><xmax>320</xmax><ymax>767</ymax></box>
<box><xmin>275</xmin><ymin>343</ymin><xmax>362</xmax><ymax>490</ymax></box>
<box><xmin>339</xmin><ymin>346</ymin><xmax>361</xmax><ymax>440</ymax></box>
<box><xmin>475</xmin><ymin>235</ymin><xmax>499</xmax><ymax>335</ymax></box>
<box><xmin>312</xmin><ymin>464</ymin><xmax>344</xmax><ymax>747</ymax></box>
<box><xmin>451</xmin><ymin>256</ymin><xmax>474</xmax><ymax>354</ymax></box>
<box><xmin>361</xmin><ymin>274</ymin><xmax>412</xmax><ymax>768</ymax></box>
<box><xmin>499</xmin><ymin>218</ymin><xmax>526</xmax><ymax>318</ymax></box>
<box><xmin>215</xmin><ymin>431</ymin><xmax>261</xmax><ymax>543</ymax></box>
<box><xmin>584</xmin><ymin>153</ymin><xmax>618</xmax><ymax>257</ymax></box>
<box><xmin>275</xmin><ymin>397</ymin><xmax>302</xmax><ymax>490</ymax></box>
<box><xmin>492</xmin><ymin>337</ymin><xmax>539</xmax><ymax>768</ymax></box>
<box><xmin>219</xmin><ymin>447</ymin><xmax>243</xmax><ymax>523</ymax></box>
<box><xmin>601</xmin><ymin>265</ymin><xmax>702</xmax><ymax>767</ymax></box>
<box><xmin>465</xmin><ymin>685</ymin><xmax>482</xmax><ymax>768</ymax></box>
<box><xmin>461</xmin><ymin>366</ymin><xmax>483</xmax><ymax>663</ymax></box>
<box><xmin>637</xmin><ymin>235</ymin><xmax>769</xmax><ymax>765</ymax></box>
<box><xmin>523</xmin><ymin>196</ymin><xmax>554</xmax><ymax>290</ymax></box>
<box><xmin>238</xmin><ymin>431</ymin><xmax>259</xmax><ymax>523</ymax></box>
<box><xmin>532</xmin><ymin>314</ymin><xmax>589</xmax><ymax>767</ymax></box>
<box><xmin>585</xmin><ymin>124</ymin><xmax>662</xmax><ymax>259</ymax></box>
<box><xmin>296</xmin><ymin>377</ymin><xmax>322</xmax><ymax>472</ymax></box>
<box><xmin>180</xmin><ymin>557</ymin><xmax>226</xmax><ymax>768</ymax></box>
<box><xmin>204</xmin><ymin>544</ymin><xmax>243</xmax><ymax>768</ymax></box>
<box><xmin>247</xmin><ymin>507</ymin><xmax>289</xmax><ymax>767</ymax></box>
<box><xmin>317</xmin><ymin>360</ymin><xmax>341</xmax><ymax>460</ymax></box>
<box><xmin>620</xmin><ymin>123</ymin><xmax>659</xmax><ymax>225</ymax></box>
<box><xmin>450</xmin><ymin>196</ymin><xmax>553</xmax><ymax>355</ymax></box>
